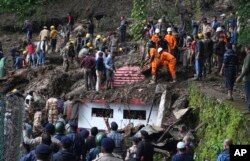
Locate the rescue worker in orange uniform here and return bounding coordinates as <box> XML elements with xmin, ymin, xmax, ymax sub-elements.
<box><xmin>165</xmin><ymin>27</ymin><xmax>177</xmax><ymax>54</ymax></box>
<box><xmin>148</xmin><ymin>42</ymin><xmax>161</xmax><ymax>84</ymax></box>
<box><xmin>151</xmin><ymin>28</ymin><xmax>161</xmax><ymax>49</ymax></box>
<box><xmin>158</xmin><ymin>47</ymin><xmax>177</xmax><ymax>83</ymax></box>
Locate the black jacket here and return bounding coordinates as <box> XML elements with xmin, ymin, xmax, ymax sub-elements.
<box><xmin>52</xmin><ymin>149</ymin><xmax>77</xmax><ymax>161</ymax></box>
<box><xmin>136</xmin><ymin>140</ymin><xmax>154</xmax><ymax>161</ymax></box>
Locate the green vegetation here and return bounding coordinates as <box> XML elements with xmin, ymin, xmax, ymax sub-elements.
<box><xmin>131</xmin><ymin>0</ymin><xmax>148</xmax><ymax>40</ymax></box>
<box><xmin>189</xmin><ymin>86</ymin><xmax>250</xmax><ymax>161</ymax></box>
<box><xmin>0</xmin><ymin>0</ymin><xmax>56</xmax><ymax>21</ymax></box>
<box><xmin>235</xmin><ymin>0</ymin><xmax>250</xmax><ymax>47</ymax></box>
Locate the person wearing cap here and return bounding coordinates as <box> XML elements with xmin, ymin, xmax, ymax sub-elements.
<box><xmin>95</xmin><ymin>51</ymin><xmax>105</xmax><ymax>92</ymax></box>
<box><xmin>81</xmin><ymin>33</ymin><xmax>91</xmax><ymax>49</ymax></box>
<box><xmin>93</xmin><ymin>138</ymin><xmax>123</xmax><ymax>161</ymax></box>
<box><xmin>87</xmin><ymin>132</ymin><xmax>107</xmax><ymax>161</ymax></box>
<box><xmin>172</xmin><ymin>142</ymin><xmax>194</xmax><ymax>161</ymax></box>
<box><xmin>125</xmin><ymin>136</ymin><xmax>140</xmax><ymax>160</ymax></box>
<box><xmin>50</xmin><ymin>25</ymin><xmax>59</xmax><ymax>53</ymax></box>
<box><xmin>94</xmin><ymin>35</ymin><xmax>103</xmax><ymax>51</ymax></box>
<box><xmin>135</xmin><ymin>130</ymin><xmax>154</xmax><ymax>161</ymax></box>
<box><xmin>194</xmin><ymin>34</ymin><xmax>205</xmax><ymax>81</ymax></box>
<box><xmin>80</xmin><ymin>50</ymin><xmax>96</xmax><ymax>91</ymax></box>
<box><xmin>236</xmin><ymin>46</ymin><xmax>250</xmax><ymax>114</ymax></box>
<box><xmin>107</xmin><ymin>122</ymin><xmax>126</xmax><ymax>158</ymax></box>
<box><xmin>165</xmin><ymin>27</ymin><xmax>177</xmax><ymax>54</ymax></box>
<box><xmin>216</xmin><ymin>139</ymin><xmax>232</xmax><ymax>161</ymax></box>
<box><xmin>22</xmin><ymin>123</ymin><xmax>61</xmax><ymax>147</ymax></box>
<box><xmin>151</xmin><ymin>28</ymin><xmax>161</xmax><ymax>49</ymax></box>
<box><xmin>214</xmin><ymin>27</ymin><xmax>228</xmax><ymax>44</ymax></box>
<box><xmin>39</xmin><ymin>26</ymin><xmax>50</xmax><ymax>41</ymax></box>
<box><xmin>54</xmin><ymin>121</ymin><xmax>65</xmax><ymax>141</ymax></box>
<box><xmin>219</xmin><ymin>43</ymin><xmax>238</xmax><ymax>100</ymax></box>
<box><xmin>66</xmin><ymin>121</ymin><xmax>86</xmax><ymax>161</ymax></box>
<box><xmin>52</xmin><ymin>136</ymin><xmax>76</xmax><ymax>161</ymax></box>
<box><xmin>158</xmin><ymin>47</ymin><xmax>177</xmax><ymax>83</ymax></box>
<box><xmin>35</xmin><ymin>144</ymin><xmax>52</xmax><ymax>161</ymax></box>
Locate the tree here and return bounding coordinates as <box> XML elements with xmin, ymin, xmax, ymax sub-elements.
<box><xmin>131</xmin><ymin>0</ymin><xmax>148</xmax><ymax>40</ymax></box>
<box><xmin>235</xmin><ymin>0</ymin><xmax>250</xmax><ymax>47</ymax></box>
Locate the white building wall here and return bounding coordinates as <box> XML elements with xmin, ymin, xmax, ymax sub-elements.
<box><xmin>78</xmin><ymin>103</ymin><xmax>158</xmax><ymax>130</ymax></box>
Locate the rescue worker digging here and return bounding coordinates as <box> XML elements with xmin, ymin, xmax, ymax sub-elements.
<box><xmin>148</xmin><ymin>42</ymin><xmax>160</xmax><ymax>84</ymax></box>
<box><xmin>158</xmin><ymin>47</ymin><xmax>177</xmax><ymax>83</ymax></box>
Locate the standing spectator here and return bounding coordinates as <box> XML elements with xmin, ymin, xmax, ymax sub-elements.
<box><xmin>229</xmin><ymin>27</ymin><xmax>238</xmax><ymax>49</ymax></box>
<box><xmin>52</xmin><ymin>136</ymin><xmax>76</xmax><ymax>161</ymax></box>
<box><xmin>118</xmin><ymin>16</ymin><xmax>127</xmax><ymax>43</ymax></box>
<box><xmin>220</xmin><ymin>43</ymin><xmax>238</xmax><ymax>100</ymax></box>
<box><xmin>211</xmin><ymin>16</ymin><xmax>220</xmax><ymax>31</ymax></box>
<box><xmin>215</xmin><ymin>36</ymin><xmax>226</xmax><ymax>74</ymax></box>
<box><xmin>10</xmin><ymin>47</ymin><xmax>19</xmax><ymax>69</ymax></box>
<box><xmin>194</xmin><ymin>34</ymin><xmax>205</xmax><ymax>80</ymax></box>
<box><xmin>236</xmin><ymin>46</ymin><xmax>250</xmax><ymax>114</ymax></box>
<box><xmin>23</xmin><ymin>20</ymin><xmax>33</xmax><ymax>41</ymax></box>
<box><xmin>105</xmin><ymin>53</ymin><xmax>116</xmax><ymax>89</ymax></box>
<box><xmin>109</xmin><ymin>33</ymin><xmax>119</xmax><ymax>53</ymax></box>
<box><xmin>81</xmin><ymin>52</ymin><xmax>96</xmax><ymax>91</ymax></box>
<box><xmin>86</xmin><ymin>127</ymin><xmax>99</xmax><ymax>152</ymax></box>
<box><xmin>87</xmin><ymin>132</ymin><xmax>107</xmax><ymax>161</ymax></box>
<box><xmin>26</xmin><ymin>41</ymin><xmax>36</xmax><ymax>66</ymax></box>
<box><xmin>217</xmin><ymin>139</ymin><xmax>232</xmax><ymax>161</ymax></box>
<box><xmin>155</xmin><ymin>18</ymin><xmax>167</xmax><ymax>37</ymax></box>
<box><xmin>50</xmin><ymin>25</ymin><xmax>59</xmax><ymax>53</ymax></box>
<box><xmin>172</xmin><ymin>142</ymin><xmax>194</xmax><ymax>161</ymax></box>
<box><xmin>203</xmin><ymin>32</ymin><xmax>214</xmax><ymax>75</ymax></box>
<box><xmin>88</xmin><ymin>19</ymin><xmax>95</xmax><ymax>38</ymax></box>
<box><xmin>125</xmin><ymin>136</ymin><xmax>140</xmax><ymax>161</ymax></box>
<box><xmin>66</xmin><ymin>121</ymin><xmax>86</xmax><ymax>161</ymax></box>
<box><xmin>39</xmin><ymin>26</ymin><xmax>50</xmax><ymax>42</ymax></box>
<box><xmin>67</xmin><ymin>13</ymin><xmax>74</xmax><ymax>31</ymax></box>
<box><xmin>36</xmin><ymin>36</ymin><xmax>49</xmax><ymax>66</ymax></box>
<box><xmin>63</xmin><ymin>96</ymin><xmax>73</xmax><ymax>122</ymax></box>
<box><xmin>135</xmin><ymin>130</ymin><xmax>154</xmax><ymax>161</ymax></box>
<box><xmin>107</xmin><ymin>122</ymin><xmax>126</xmax><ymax>158</ymax></box>
<box><xmin>95</xmin><ymin>51</ymin><xmax>105</xmax><ymax>92</ymax></box>
<box><xmin>93</xmin><ymin>138</ymin><xmax>123</xmax><ymax>161</ymax></box>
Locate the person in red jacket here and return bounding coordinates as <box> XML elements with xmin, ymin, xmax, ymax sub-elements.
<box><xmin>26</xmin><ymin>41</ymin><xmax>36</xmax><ymax>66</ymax></box>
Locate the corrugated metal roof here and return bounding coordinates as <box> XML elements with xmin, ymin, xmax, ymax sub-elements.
<box><xmin>114</xmin><ymin>66</ymin><xmax>145</xmax><ymax>87</ymax></box>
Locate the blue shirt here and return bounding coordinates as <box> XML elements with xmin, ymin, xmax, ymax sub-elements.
<box><xmin>105</xmin><ymin>55</ymin><xmax>114</xmax><ymax>70</ymax></box>
<box><xmin>217</xmin><ymin>150</ymin><xmax>230</xmax><ymax>161</ymax></box>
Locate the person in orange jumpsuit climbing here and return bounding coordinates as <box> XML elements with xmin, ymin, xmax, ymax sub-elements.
<box><xmin>165</xmin><ymin>27</ymin><xmax>177</xmax><ymax>54</ymax></box>
<box><xmin>151</xmin><ymin>28</ymin><xmax>161</xmax><ymax>49</ymax></box>
<box><xmin>148</xmin><ymin>42</ymin><xmax>161</xmax><ymax>84</ymax></box>
<box><xmin>158</xmin><ymin>47</ymin><xmax>177</xmax><ymax>83</ymax></box>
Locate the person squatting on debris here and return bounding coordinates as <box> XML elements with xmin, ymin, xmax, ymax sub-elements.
<box><xmin>158</xmin><ymin>47</ymin><xmax>177</xmax><ymax>83</ymax></box>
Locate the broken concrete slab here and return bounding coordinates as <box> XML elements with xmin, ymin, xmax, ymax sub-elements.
<box><xmin>173</xmin><ymin>108</ymin><xmax>190</xmax><ymax>120</ymax></box>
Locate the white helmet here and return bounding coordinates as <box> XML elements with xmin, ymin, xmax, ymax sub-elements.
<box><xmin>157</xmin><ymin>47</ymin><xmax>163</xmax><ymax>53</ymax></box>
<box><xmin>155</xmin><ymin>28</ymin><xmax>160</xmax><ymax>34</ymax></box>
<box><xmin>158</xmin><ymin>19</ymin><xmax>162</xmax><ymax>23</ymax></box>
<box><xmin>177</xmin><ymin>142</ymin><xmax>185</xmax><ymax>149</ymax></box>
<box><xmin>167</xmin><ymin>27</ymin><xmax>172</xmax><ymax>32</ymax></box>
<box><xmin>216</xmin><ymin>27</ymin><xmax>222</xmax><ymax>32</ymax></box>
